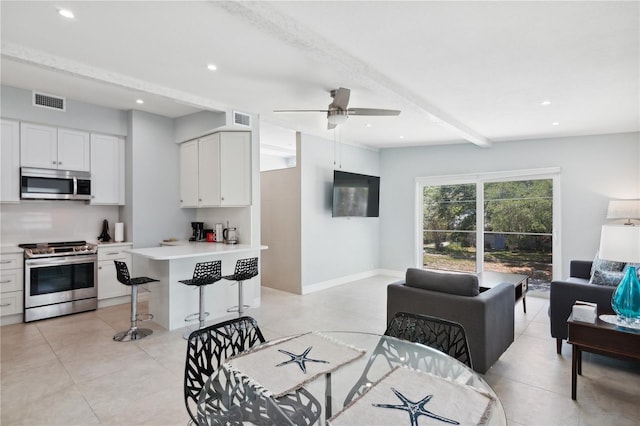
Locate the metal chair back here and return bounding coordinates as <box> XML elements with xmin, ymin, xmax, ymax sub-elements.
<box><xmin>385</xmin><ymin>311</ymin><xmax>473</xmax><ymax>368</ymax></box>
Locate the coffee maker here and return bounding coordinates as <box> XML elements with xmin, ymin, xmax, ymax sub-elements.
<box><xmin>190</xmin><ymin>222</ymin><xmax>204</xmax><ymax>241</ymax></box>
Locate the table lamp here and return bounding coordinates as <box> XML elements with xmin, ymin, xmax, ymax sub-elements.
<box><xmin>606</xmin><ymin>199</ymin><xmax>640</xmax><ymax>226</ymax></box>
<box><xmin>598</xmin><ymin>224</ymin><xmax>640</xmax><ymax>324</ymax></box>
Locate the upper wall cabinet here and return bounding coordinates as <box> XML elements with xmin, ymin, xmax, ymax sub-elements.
<box><xmin>20</xmin><ymin>123</ymin><xmax>90</xmax><ymax>172</ymax></box>
<box><xmin>180</xmin><ymin>131</ymin><xmax>251</xmax><ymax>208</ymax></box>
<box><xmin>1</xmin><ymin>119</ymin><xmax>20</xmax><ymax>203</ymax></box>
<box><xmin>90</xmin><ymin>134</ymin><xmax>125</xmax><ymax>205</ymax></box>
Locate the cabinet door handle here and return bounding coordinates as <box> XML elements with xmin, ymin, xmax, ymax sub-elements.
<box><xmin>107</xmin><ymin>252</ymin><xmax>119</xmax><ymax>255</ymax></box>
<box><xmin>0</xmin><ymin>260</ymin><xmax>12</xmax><ymax>264</ymax></box>
<box><xmin>199</xmin><ymin>198</ymin><xmax>202</xmax><ymax>202</ymax></box>
<box><xmin>52</xmin><ymin>161</ymin><xmax>57</xmax><ymax>165</ymax></box>
<box><xmin>98</xmin><ymin>266</ymin><xmax>102</xmax><ymax>270</ymax></box>
<box><xmin>0</xmin><ymin>303</ymin><xmax>11</xmax><ymax>307</ymax></box>
<box><xmin>0</xmin><ymin>280</ymin><xmax>11</xmax><ymax>283</ymax></box>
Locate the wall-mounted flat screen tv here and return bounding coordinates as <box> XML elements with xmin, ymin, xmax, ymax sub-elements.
<box><xmin>332</xmin><ymin>170</ymin><xmax>380</xmax><ymax>217</ymax></box>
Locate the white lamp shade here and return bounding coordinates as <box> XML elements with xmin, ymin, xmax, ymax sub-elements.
<box><xmin>599</xmin><ymin>225</ymin><xmax>640</xmax><ymax>263</ymax></box>
<box><xmin>606</xmin><ymin>200</ymin><xmax>640</xmax><ymax>220</ymax></box>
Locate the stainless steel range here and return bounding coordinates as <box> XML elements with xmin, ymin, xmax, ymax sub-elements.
<box><xmin>19</xmin><ymin>241</ymin><xmax>98</xmax><ymax>322</ymax></box>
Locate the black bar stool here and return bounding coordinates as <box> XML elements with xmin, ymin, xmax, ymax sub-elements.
<box><xmin>179</xmin><ymin>260</ymin><xmax>222</xmax><ymax>339</ymax></box>
<box><xmin>223</xmin><ymin>257</ymin><xmax>258</xmax><ymax>317</ymax></box>
<box><xmin>113</xmin><ymin>260</ymin><xmax>159</xmax><ymax>342</ymax></box>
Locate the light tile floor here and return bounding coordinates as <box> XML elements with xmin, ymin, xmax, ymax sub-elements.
<box><xmin>1</xmin><ymin>275</ymin><xmax>639</xmax><ymax>425</ymax></box>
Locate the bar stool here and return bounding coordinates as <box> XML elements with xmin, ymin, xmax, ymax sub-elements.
<box><xmin>223</xmin><ymin>257</ymin><xmax>258</xmax><ymax>317</ymax></box>
<box><xmin>179</xmin><ymin>260</ymin><xmax>222</xmax><ymax>339</ymax></box>
<box><xmin>113</xmin><ymin>260</ymin><xmax>159</xmax><ymax>342</ymax></box>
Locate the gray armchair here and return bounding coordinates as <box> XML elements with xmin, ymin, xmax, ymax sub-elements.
<box><xmin>387</xmin><ymin>268</ymin><xmax>515</xmax><ymax>374</ymax></box>
<box><xmin>549</xmin><ymin>260</ymin><xmax>615</xmax><ymax>354</ymax></box>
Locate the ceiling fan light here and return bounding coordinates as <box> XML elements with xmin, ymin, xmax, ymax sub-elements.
<box><xmin>327</xmin><ymin>110</ymin><xmax>348</xmax><ymax>125</ymax></box>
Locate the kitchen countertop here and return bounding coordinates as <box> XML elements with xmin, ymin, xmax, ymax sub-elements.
<box><xmin>0</xmin><ymin>245</ymin><xmax>24</xmax><ymax>254</ymax></box>
<box><xmin>94</xmin><ymin>241</ymin><xmax>133</xmax><ymax>247</ymax></box>
<box><xmin>127</xmin><ymin>243</ymin><xmax>267</xmax><ymax>260</ymax></box>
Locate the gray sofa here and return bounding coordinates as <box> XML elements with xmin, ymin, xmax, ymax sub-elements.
<box><xmin>387</xmin><ymin>268</ymin><xmax>515</xmax><ymax>374</ymax></box>
<box><xmin>549</xmin><ymin>260</ymin><xmax>615</xmax><ymax>353</ymax></box>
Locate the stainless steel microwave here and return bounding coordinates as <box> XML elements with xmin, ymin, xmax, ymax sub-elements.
<box><xmin>20</xmin><ymin>167</ymin><xmax>92</xmax><ymax>201</ymax></box>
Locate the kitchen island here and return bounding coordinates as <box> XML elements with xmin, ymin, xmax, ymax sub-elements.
<box><xmin>127</xmin><ymin>243</ymin><xmax>267</xmax><ymax>331</ymax></box>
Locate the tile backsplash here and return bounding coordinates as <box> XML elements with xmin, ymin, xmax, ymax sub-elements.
<box><xmin>0</xmin><ymin>202</ymin><xmax>119</xmax><ymax>245</ymax></box>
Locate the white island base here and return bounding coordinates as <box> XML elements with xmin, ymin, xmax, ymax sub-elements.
<box><xmin>127</xmin><ymin>243</ymin><xmax>267</xmax><ymax>331</ymax></box>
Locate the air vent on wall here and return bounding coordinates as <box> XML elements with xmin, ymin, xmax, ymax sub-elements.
<box><xmin>32</xmin><ymin>91</ymin><xmax>66</xmax><ymax>111</ymax></box>
<box><xmin>233</xmin><ymin>111</ymin><xmax>251</xmax><ymax>127</ymax></box>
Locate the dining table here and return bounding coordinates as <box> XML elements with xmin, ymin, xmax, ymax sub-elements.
<box><xmin>197</xmin><ymin>331</ymin><xmax>507</xmax><ymax>426</ymax></box>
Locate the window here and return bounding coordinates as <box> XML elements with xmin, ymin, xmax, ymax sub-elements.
<box><xmin>417</xmin><ymin>168</ymin><xmax>560</xmax><ymax>288</ymax></box>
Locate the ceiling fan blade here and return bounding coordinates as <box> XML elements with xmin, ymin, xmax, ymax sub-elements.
<box><xmin>274</xmin><ymin>109</ymin><xmax>330</xmax><ymax>113</ymax></box>
<box><xmin>329</xmin><ymin>87</ymin><xmax>351</xmax><ymax>110</ymax></box>
<box><xmin>347</xmin><ymin>108</ymin><xmax>401</xmax><ymax>116</ymax></box>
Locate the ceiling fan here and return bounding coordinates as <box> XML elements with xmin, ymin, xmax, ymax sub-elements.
<box><xmin>274</xmin><ymin>87</ymin><xmax>401</xmax><ymax>129</ymax></box>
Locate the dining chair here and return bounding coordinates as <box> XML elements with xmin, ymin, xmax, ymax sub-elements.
<box><xmin>384</xmin><ymin>311</ymin><xmax>473</xmax><ymax>368</ymax></box>
<box><xmin>184</xmin><ymin>316</ymin><xmax>321</xmax><ymax>425</ymax></box>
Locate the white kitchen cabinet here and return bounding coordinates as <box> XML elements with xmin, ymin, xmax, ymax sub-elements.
<box><xmin>1</xmin><ymin>119</ymin><xmax>20</xmax><ymax>203</ymax></box>
<box><xmin>57</xmin><ymin>128</ymin><xmax>91</xmax><ymax>171</ymax></box>
<box><xmin>180</xmin><ymin>139</ymin><xmax>200</xmax><ymax>208</ymax></box>
<box><xmin>0</xmin><ymin>252</ymin><xmax>23</xmax><ymax>317</ymax></box>
<box><xmin>90</xmin><ymin>133</ymin><xmax>125</xmax><ymax>205</ymax></box>
<box><xmin>180</xmin><ymin>131</ymin><xmax>251</xmax><ymax>208</ymax></box>
<box><xmin>97</xmin><ymin>244</ymin><xmax>132</xmax><ymax>300</ymax></box>
<box><xmin>219</xmin><ymin>132</ymin><xmax>251</xmax><ymax>206</ymax></box>
<box><xmin>20</xmin><ymin>123</ymin><xmax>90</xmax><ymax>172</ymax></box>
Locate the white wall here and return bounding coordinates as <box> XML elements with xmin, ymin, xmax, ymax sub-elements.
<box><xmin>1</xmin><ymin>203</ymin><xmax>118</xmax><ymax>245</ymax></box>
<box><xmin>379</xmin><ymin>132</ymin><xmax>640</xmax><ymax>278</ymax></box>
<box><xmin>0</xmin><ymin>85</ymin><xmax>127</xmax><ymax>136</ymax></box>
<box><xmin>124</xmin><ymin>110</ymin><xmax>193</xmax><ymax>248</ymax></box>
<box><xmin>300</xmin><ymin>134</ymin><xmax>381</xmax><ymax>288</ymax></box>
<box><xmin>260</xmin><ymin>153</ymin><xmax>291</xmax><ymax>171</ymax></box>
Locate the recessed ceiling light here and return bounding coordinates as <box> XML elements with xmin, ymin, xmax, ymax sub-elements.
<box><xmin>207</xmin><ymin>64</ymin><xmax>217</xmax><ymax>71</ymax></box>
<box><xmin>136</xmin><ymin>99</ymin><xmax>144</xmax><ymax>104</ymax></box>
<box><xmin>552</xmin><ymin>121</ymin><xmax>560</xmax><ymax>126</ymax></box>
<box><xmin>399</xmin><ymin>135</ymin><xmax>404</xmax><ymax>139</ymax></box>
<box><xmin>540</xmin><ymin>100</ymin><xmax>551</xmax><ymax>106</ymax></box>
<box><xmin>366</xmin><ymin>123</ymin><xmax>372</xmax><ymax>128</ymax></box>
<box><xmin>58</xmin><ymin>9</ymin><xmax>75</xmax><ymax>19</ymax></box>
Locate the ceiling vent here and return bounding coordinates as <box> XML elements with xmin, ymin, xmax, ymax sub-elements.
<box><xmin>32</xmin><ymin>91</ymin><xmax>66</xmax><ymax>111</ymax></box>
<box><xmin>233</xmin><ymin>111</ymin><xmax>251</xmax><ymax>127</ymax></box>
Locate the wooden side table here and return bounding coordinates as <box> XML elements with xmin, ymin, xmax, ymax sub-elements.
<box><xmin>567</xmin><ymin>314</ymin><xmax>640</xmax><ymax>400</ymax></box>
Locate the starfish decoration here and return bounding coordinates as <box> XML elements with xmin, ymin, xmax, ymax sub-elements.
<box><xmin>275</xmin><ymin>346</ymin><xmax>329</xmax><ymax>373</ymax></box>
<box><xmin>372</xmin><ymin>387</ymin><xmax>459</xmax><ymax>426</ymax></box>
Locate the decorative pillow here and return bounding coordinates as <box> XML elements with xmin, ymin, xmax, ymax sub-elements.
<box><xmin>590</xmin><ymin>269</ymin><xmax>625</xmax><ymax>287</ymax></box>
<box><xmin>405</xmin><ymin>268</ymin><xmax>479</xmax><ymax>297</ymax></box>
<box><xmin>622</xmin><ymin>263</ymin><xmax>640</xmax><ymax>279</ymax></box>
<box><xmin>590</xmin><ymin>252</ymin><xmax>625</xmax><ymax>275</ymax></box>
<box><xmin>589</xmin><ymin>252</ymin><xmax>625</xmax><ymax>285</ymax></box>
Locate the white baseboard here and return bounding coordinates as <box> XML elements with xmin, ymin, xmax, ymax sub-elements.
<box><xmin>1</xmin><ymin>313</ymin><xmax>23</xmax><ymax>326</ymax></box>
<box><xmin>301</xmin><ymin>269</ymin><xmax>404</xmax><ymax>295</ymax></box>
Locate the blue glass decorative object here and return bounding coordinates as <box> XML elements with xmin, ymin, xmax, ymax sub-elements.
<box><xmin>611</xmin><ymin>265</ymin><xmax>640</xmax><ymax>324</ymax></box>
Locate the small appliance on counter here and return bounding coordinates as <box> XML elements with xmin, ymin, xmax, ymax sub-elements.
<box><xmin>98</xmin><ymin>219</ymin><xmax>111</xmax><ymax>242</ymax></box>
<box><xmin>190</xmin><ymin>222</ymin><xmax>204</xmax><ymax>241</ymax></box>
<box><xmin>214</xmin><ymin>223</ymin><xmax>224</xmax><ymax>243</ymax></box>
<box><xmin>223</xmin><ymin>223</ymin><xmax>239</xmax><ymax>244</ymax></box>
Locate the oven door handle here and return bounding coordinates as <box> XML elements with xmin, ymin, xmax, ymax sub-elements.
<box><xmin>25</xmin><ymin>255</ymin><xmax>97</xmax><ymax>267</ymax></box>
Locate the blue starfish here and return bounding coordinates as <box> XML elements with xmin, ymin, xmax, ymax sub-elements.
<box><xmin>372</xmin><ymin>387</ymin><xmax>459</xmax><ymax>426</ymax></box>
<box><xmin>275</xmin><ymin>346</ymin><xmax>329</xmax><ymax>373</ymax></box>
